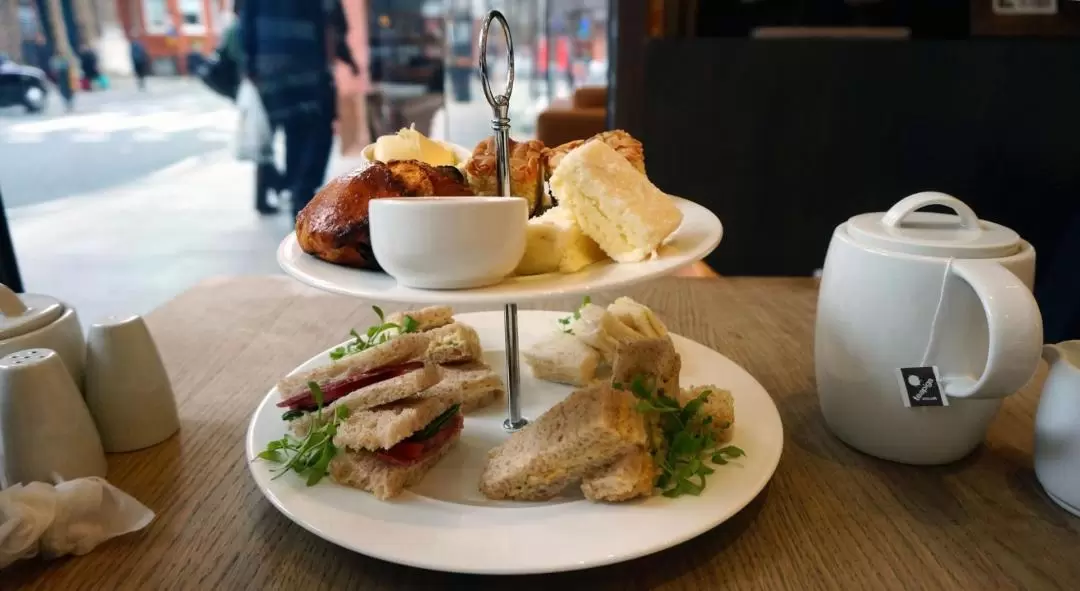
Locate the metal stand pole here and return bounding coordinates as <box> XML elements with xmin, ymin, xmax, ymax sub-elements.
<box><xmin>502</xmin><ymin>303</ymin><xmax>526</xmax><ymax>430</ymax></box>
<box><xmin>480</xmin><ymin>10</ymin><xmax>527</xmax><ymax>432</ymax></box>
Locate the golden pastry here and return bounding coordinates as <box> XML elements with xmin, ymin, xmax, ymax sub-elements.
<box><xmin>544</xmin><ymin>130</ymin><xmax>646</xmax><ymax>179</ymax></box>
<box><xmin>464</xmin><ymin>136</ymin><xmax>545</xmax><ymax>215</ymax></box>
<box><xmin>296</xmin><ymin>160</ymin><xmax>472</xmax><ymax>270</ymax></box>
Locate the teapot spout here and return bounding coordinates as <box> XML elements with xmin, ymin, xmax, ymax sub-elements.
<box><xmin>1043</xmin><ymin>344</ymin><xmax>1061</xmax><ymax>365</ymax></box>
<box><xmin>1043</xmin><ymin>341</ymin><xmax>1080</xmax><ymax>369</ymax></box>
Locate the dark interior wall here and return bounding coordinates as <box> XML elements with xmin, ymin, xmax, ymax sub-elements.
<box><xmin>641</xmin><ymin>38</ymin><xmax>1080</xmax><ymax>281</ymax></box>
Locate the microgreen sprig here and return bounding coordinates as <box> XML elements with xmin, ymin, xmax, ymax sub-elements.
<box><xmin>258</xmin><ymin>381</ymin><xmax>349</xmax><ymax>486</ymax></box>
<box><xmin>615</xmin><ymin>375</ymin><xmax>745</xmax><ymax>498</ymax></box>
<box><xmin>329</xmin><ymin>306</ymin><xmax>420</xmax><ymax>361</ymax></box>
<box><xmin>557</xmin><ymin>295</ymin><xmax>591</xmax><ymax>334</ymax></box>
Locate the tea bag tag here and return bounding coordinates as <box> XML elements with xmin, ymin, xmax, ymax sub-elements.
<box><xmin>897</xmin><ymin>257</ymin><xmax>953</xmax><ymax>409</ymax></box>
<box><xmin>896</xmin><ymin>366</ymin><xmax>949</xmax><ymax>408</ymax></box>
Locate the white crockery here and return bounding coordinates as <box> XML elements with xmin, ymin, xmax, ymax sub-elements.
<box><xmin>369</xmin><ymin>196</ymin><xmax>528</xmax><ymax>289</ymax></box>
<box><xmin>279</xmin><ymin>195</ymin><xmax>724</xmax><ymax>304</ymax></box>
<box><xmin>1035</xmin><ymin>341</ymin><xmax>1080</xmax><ymax>517</ymax></box>
<box><xmin>0</xmin><ymin>349</ymin><xmax>106</xmax><ymax>487</ymax></box>
<box><xmin>360</xmin><ymin>141</ymin><xmax>471</xmax><ymax>168</ymax></box>
<box><xmin>815</xmin><ymin>192</ymin><xmax>1043</xmax><ymax>465</ymax></box>
<box><xmin>0</xmin><ymin>284</ymin><xmax>85</xmax><ymax>389</ymax></box>
<box><xmin>246</xmin><ymin>311</ymin><xmax>783</xmax><ymax>574</ymax></box>
<box><xmin>84</xmin><ymin>315</ymin><xmax>180</xmax><ymax>453</ymax></box>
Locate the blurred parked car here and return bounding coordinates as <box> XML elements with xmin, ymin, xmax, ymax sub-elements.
<box><xmin>0</xmin><ymin>54</ymin><xmax>49</xmax><ymax>113</ymax></box>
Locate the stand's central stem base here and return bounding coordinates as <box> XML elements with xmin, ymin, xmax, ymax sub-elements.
<box><xmin>502</xmin><ymin>303</ymin><xmax>528</xmax><ymax>432</ymax></box>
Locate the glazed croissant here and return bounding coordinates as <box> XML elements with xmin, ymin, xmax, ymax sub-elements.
<box><xmin>295</xmin><ymin>160</ymin><xmax>473</xmax><ymax>270</ymax></box>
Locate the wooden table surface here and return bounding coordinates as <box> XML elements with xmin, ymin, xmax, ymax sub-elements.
<box><xmin>8</xmin><ymin>276</ymin><xmax>1078</xmax><ymax>590</ymax></box>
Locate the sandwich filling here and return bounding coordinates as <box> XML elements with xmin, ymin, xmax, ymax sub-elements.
<box><xmin>277</xmin><ymin>361</ymin><xmax>425</xmax><ymax>412</ymax></box>
<box><xmin>374</xmin><ymin>404</ymin><xmax>463</xmax><ymax>467</ymax></box>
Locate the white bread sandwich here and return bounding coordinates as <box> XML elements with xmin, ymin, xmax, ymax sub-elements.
<box><xmin>279</xmin><ymin>333</ymin><xmax>439</xmax><ymax>434</ymax></box>
<box><xmin>565</xmin><ymin>303</ymin><xmax>618</xmax><ymax>362</ymax></box>
<box><xmin>522</xmin><ymin>331</ymin><xmax>601</xmax><ymax>386</ymax></box>
<box><xmin>607</xmin><ymin>297</ymin><xmax>669</xmax><ymax>340</ymax></box>
<box><xmin>566</xmin><ymin>302</ymin><xmax>650</xmax><ymax>363</ymax></box>
<box><xmin>514</xmin><ymin>206</ymin><xmax>608</xmax><ymax>276</ymax></box>
<box><xmin>550</xmin><ymin>140</ymin><xmax>683</xmax><ymax>263</ymax></box>
<box><xmin>479</xmin><ymin>382</ymin><xmax>648</xmax><ymax>501</ymax></box>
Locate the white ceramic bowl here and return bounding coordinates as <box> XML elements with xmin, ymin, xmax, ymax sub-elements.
<box><xmin>369</xmin><ymin>197</ymin><xmax>528</xmax><ymax>289</ymax></box>
<box><xmin>360</xmin><ymin>141</ymin><xmax>472</xmax><ymax>168</ymax></box>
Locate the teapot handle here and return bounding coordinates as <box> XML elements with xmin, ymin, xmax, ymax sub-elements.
<box><xmin>0</xmin><ymin>283</ymin><xmax>27</xmax><ymax>317</ymax></box>
<box><xmin>882</xmin><ymin>191</ymin><xmax>981</xmax><ymax>231</ymax></box>
<box><xmin>944</xmin><ymin>259</ymin><xmax>1042</xmax><ymax>399</ymax></box>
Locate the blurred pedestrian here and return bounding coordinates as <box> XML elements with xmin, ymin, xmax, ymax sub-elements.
<box><xmin>130</xmin><ymin>36</ymin><xmax>148</xmax><ymax>90</ymax></box>
<box><xmin>219</xmin><ymin>1</ymin><xmax>285</xmax><ymax>214</ymax></box>
<box><xmin>78</xmin><ymin>44</ymin><xmax>99</xmax><ymax>91</ymax></box>
<box><xmin>48</xmin><ymin>53</ymin><xmax>74</xmax><ymax>111</ymax></box>
<box><xmin>241</xmin><ymin>0</ymin><xmax>358</xmax><ymax>218</ymax></box>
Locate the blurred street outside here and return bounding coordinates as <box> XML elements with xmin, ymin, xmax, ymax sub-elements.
<box><xmin>0</xmin><ymin>77</ymin><xmax>233</xmax><ymax>207</ymax></box>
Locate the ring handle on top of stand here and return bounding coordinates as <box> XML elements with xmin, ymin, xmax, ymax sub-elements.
<box><xmin>478</xmin><ymin>10</ymin><xmax>515</xmax><ymax>113</ymax></box>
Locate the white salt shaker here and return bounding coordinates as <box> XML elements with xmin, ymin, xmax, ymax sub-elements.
<box><xmin>84</xmin><ymin>315</ymin><xmax>180</xmax><ymax>453</ymax></box>
<box><xmin>0</xmin><ymin>349</ymin><xmax>107</xmax><ymax>488</ymax></box>
<box><xmin>1035</xmin><ymin>341</ymin><xmax>1080</xmax><ymax>517</ymax></box>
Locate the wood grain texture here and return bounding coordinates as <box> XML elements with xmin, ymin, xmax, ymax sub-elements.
<box><xmin>7</xmin><ymin>276</ymin><xmax>1078</xmax><ymax>590</ymax></box>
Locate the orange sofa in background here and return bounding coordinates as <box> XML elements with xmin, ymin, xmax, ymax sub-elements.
<box><xmin>537</xmin><ymin>86</ymin><xmax>608</xmax><ymax>148</ymax></box>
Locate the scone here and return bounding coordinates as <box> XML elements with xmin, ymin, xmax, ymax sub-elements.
<box><xmin>544</xmin><ymin>130</ymin><xmax>646</xmax><ymax>179</ymax></box>
<box><xmin>551</xmin><ymin>141</ymin><xmax>682</xmax><ymax>263</ymax></box>
<box><xmin>464</xmin><ymin>136</ymin><xmax>545</xmax><ymax>215</ymax></box>
<box><xmin>514</xmin><ymin>206</ymin><xmax>608</xmax><ymax>275</ymax></box>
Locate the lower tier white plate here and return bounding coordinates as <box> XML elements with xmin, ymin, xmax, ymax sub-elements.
<box><xmin>245</xmin><ymin>311</ymin><xmax>783</xmax><ymax>574</ymax></box>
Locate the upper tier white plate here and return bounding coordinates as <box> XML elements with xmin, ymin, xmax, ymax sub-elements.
<box><xmin>245</xmin><ymin>311</ymin><xmax>783</xmax><ymax>575</ymax></box>
<box><xmin>277</xmin><ymin>196</ymin><xmax>722</xmax><ymax>305</ymax></box>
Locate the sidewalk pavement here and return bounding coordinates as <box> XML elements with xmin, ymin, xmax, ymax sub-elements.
<box><xmin>35</xmin><ymin>77</ymin><xmax>202</xmax><ymax>116</ymax></box>
<box><xmin>9</xmin><ymin>145</ymin><xmax>369</xmax><ymax>327</ymax></box>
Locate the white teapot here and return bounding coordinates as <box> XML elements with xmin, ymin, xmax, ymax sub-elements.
<box><xmin>0</xmin><ymin>284</ymin><xmax>85</xmax><ymax>389</ymax></box>
<box><xmin>815</xmin><ymin>192</ymin><xmax>1042</xmax><ymax>465</ymax></box>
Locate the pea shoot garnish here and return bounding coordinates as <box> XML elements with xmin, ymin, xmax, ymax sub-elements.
<box><xmin>616</xmin><ymin>375</ymin><xmax>745</xmax><ymax>498</ymax></box>
<box><xmin>330</xmin><ymin>306</ymin><xmax>420</xmax><ymax>361</ymax></box>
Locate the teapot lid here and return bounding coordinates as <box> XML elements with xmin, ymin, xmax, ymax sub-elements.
<box><xmin>0</xmin><ymin>285</ymin><xmax>65</xmax><ymax>341</ymax></box>
<box><xmin>846</xmin><ymin>192</ymin><xmax>1022</xmax><ymax>259</ymax></box>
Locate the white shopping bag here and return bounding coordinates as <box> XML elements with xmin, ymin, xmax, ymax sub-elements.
<box><xmin>234</xmin><ymin>79</ymin><xmax>272</xmax><ymax>162</ymax></box>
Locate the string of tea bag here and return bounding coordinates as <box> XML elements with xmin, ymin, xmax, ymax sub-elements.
<box><xmin>920</xmin><ymin>257</ymin><xmax>955</xmax><ymax>367</ymax></box>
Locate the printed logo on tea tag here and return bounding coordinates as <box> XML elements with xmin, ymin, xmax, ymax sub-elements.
<box><xmin>896</xmin><ymin>366</ymin><xmax>949</xmax><ymax>408</ymax></box>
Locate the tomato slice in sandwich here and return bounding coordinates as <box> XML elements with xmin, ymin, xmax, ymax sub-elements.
<box><xmin>375</xmin><ymin>406</ymin><xmax>463</xmax><ymax>467</ymax></box>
